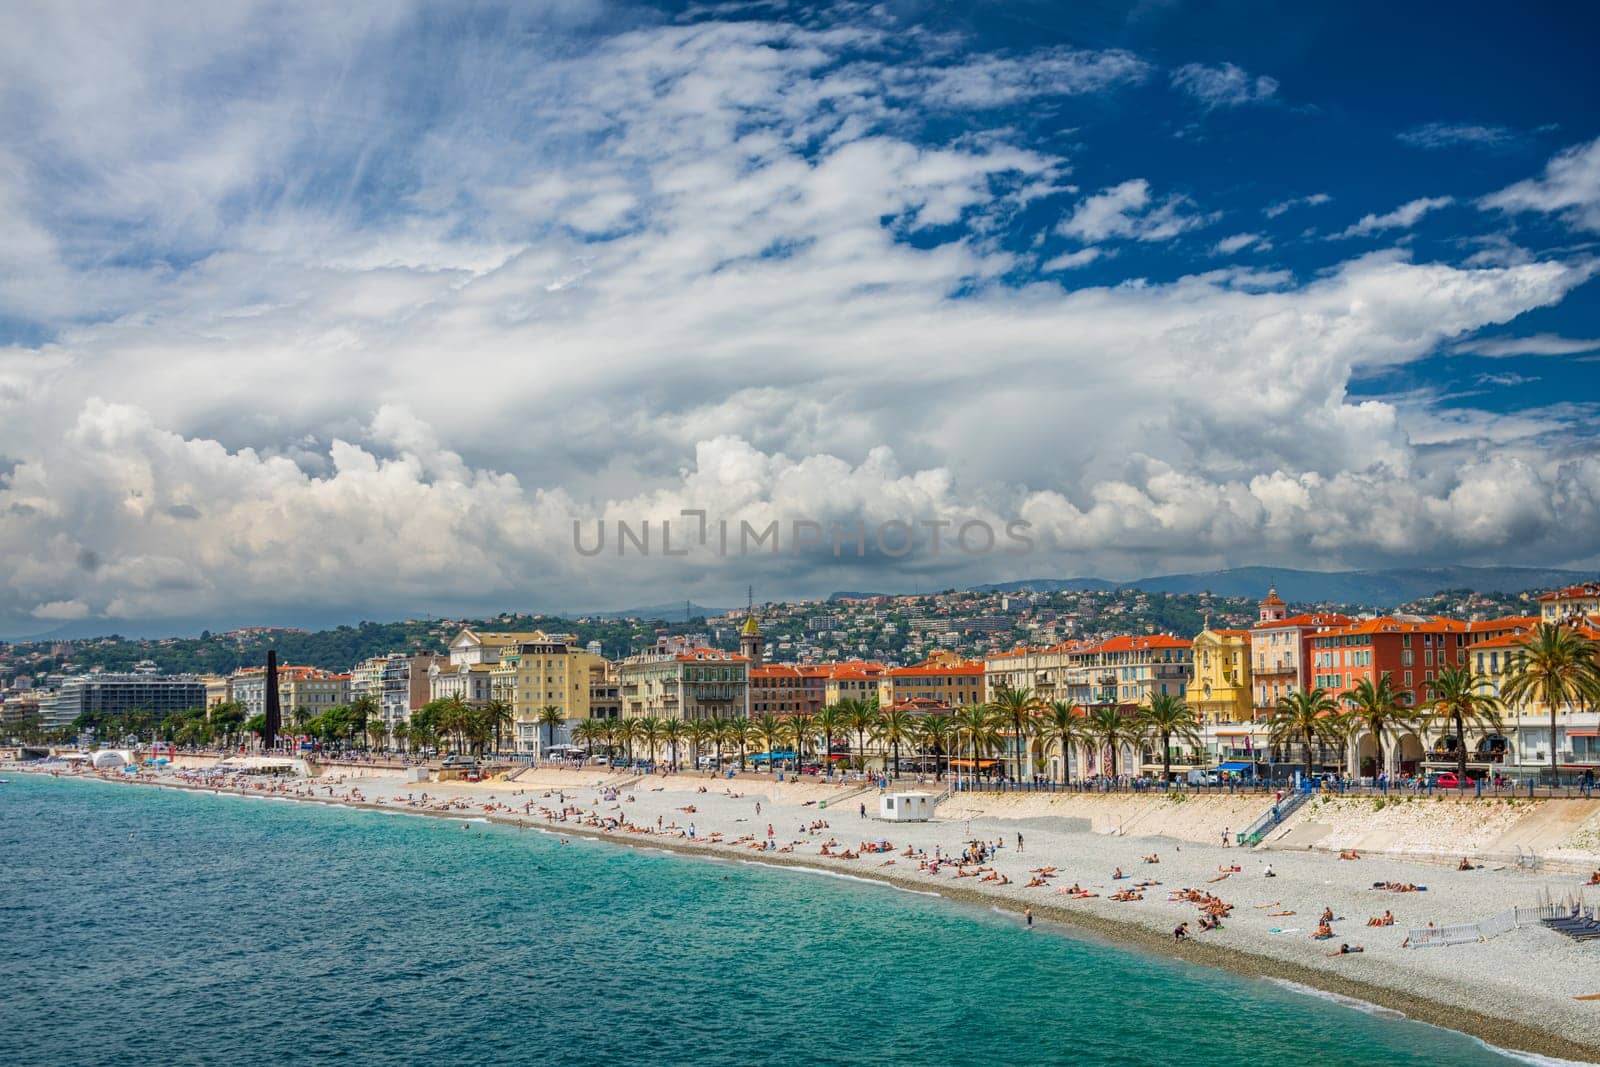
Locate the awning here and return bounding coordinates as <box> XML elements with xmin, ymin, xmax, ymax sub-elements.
<box><xmin>1568</xmin><ymin>730</ymin><xmax>1600</xmax><ymax>738</ymax></box>
<box><xmin>749</xmin><ymin>751</ymin><xmax>796</xmax><ymax>762</ymax></box>
<box><xmin>1216</xmin><ymin>761</ymin><xmax>1255</xmax><ymax>772</ymax></box>
<box><xmin>1214</xmin><ymin>729</ymin><xmax>1255</xmax><ymax>736</ymax></box>
<box><xmin>948</xmin><ymin>758</ymin><xmax>998</xmax><ymax>768</ymax></box>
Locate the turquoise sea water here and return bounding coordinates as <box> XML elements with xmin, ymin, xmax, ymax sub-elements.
<box><xmin>0</xmin><ymin>775</ymin><xmax>1547</xmax><ymax>1066</ymax></box>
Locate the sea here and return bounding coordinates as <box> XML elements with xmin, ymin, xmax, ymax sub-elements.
<box><xmin>0</xmin><ymin>774</ymin><xmax>1574</xmax><ymax>1066</ymax></box>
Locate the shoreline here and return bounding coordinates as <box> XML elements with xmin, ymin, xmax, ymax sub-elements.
<box><xmin>20</xmin><ymin>768</ymin><xmax>1600</xmax><ymax>1064</ymax></box>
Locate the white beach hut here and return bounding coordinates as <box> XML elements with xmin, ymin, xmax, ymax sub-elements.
<box><xmin>878</xmin><ymin>792</ymin><xmax>935</xmax><ymax>822</ymax></box>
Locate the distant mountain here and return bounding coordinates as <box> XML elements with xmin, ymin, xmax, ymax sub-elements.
<box><xmin>585</xmin><ymin>602</ymin><xmax>731</xmax><ymax>621</ymax></box>
<box><xmin>970</xmin><ymin>577</ymin><xmax>1120</xmax><ymax>594</ymax></box>
<box><xmin>981</xmin><ymin>565</ymin><xmax>1589</xmax><ymax>607</ymax></box>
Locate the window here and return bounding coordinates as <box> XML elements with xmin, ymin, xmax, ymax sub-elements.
<box><xmin>1404</xmin><ymin>671</ymin><xmax>1412</xmax><ymax>686</ymax></box>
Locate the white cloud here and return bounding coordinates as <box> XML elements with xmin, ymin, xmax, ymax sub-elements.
<box><xmin>1479</xmin><ymin>136</ymin><xmax>1600</xmax><ymax>233</ymax></box>
<box><xmin>1453</xmin><ymin>333</ymin><xmax>1600</xmax><ymax>357</ymax></box>
<box><xmin>1040</xmin><ymin>247</ymin><xmax>1102</xmax><ymax>270</ymax></box>
<box><xmin>1333</xmin><ymin>196</ymin><xmax>1454</xmax><ymax>239</ymax></box>
<box><xmin>0</xmin><ymin>5</ymin><xmax>1594</xmax><ymax>628</ymax></box>
<box><xmin>1264</xmin><ymin>192</ymin><xmax>1331</xmax><ymax>219</ymax></box>
<box><xmin>1057</xmin><ymin>179</ymin><xmax>1212</xmax><ymax>242</ymax></box>
<box><xmin>1170</xmin><ymin>62</ymin><xmax>1278</xmax><ymax>108</ymax></box>
<box><xmin>1212</xmin><ymin>232</ymin><xmax>1269</xmax><ymax>255</ymax></box>
<box><xmin>1398</xmin><ymin>122</ymin><xmax>1516</xmax><ymax>150</ymax></box>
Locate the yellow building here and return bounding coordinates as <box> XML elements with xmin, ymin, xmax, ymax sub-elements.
<box><xmin>1539</xmin><ymin>583</ymin><xmax>1600</xmax><ymax>624</ymax></box>
<box><xmin>1188</xmin><ymin>627</ymin><xmax>1253</xmax><ymax>724</ymax></box>
<box><xmin>878</xmin><ymin>650</ymin><xmax>984</xmax><ymax>708</ymax></box>
<box><xmin>486</xmin><ymin>632</ymin><xmax>609</xmax><ymax>753</ymax></box>
<box><xmin>822</xmin><ymin>662</ymin><xmax>888</xmax><ymax>707</ymax></box>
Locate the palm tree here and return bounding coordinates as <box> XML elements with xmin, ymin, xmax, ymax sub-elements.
<box><xmin>572</xmin><ymin>718</ymin><xmax>606</xmax><ymax>760</ymax></box>
<box><xmin>349</xmin><ymin>694</ymin><xmax>379</xmax><ymax>749</ymax></box>
<box><xmin>754</xmin><ymin>713</ymin><xmax>785</xmax><ymax>771</ymax></box>
<box><xmin>1341</xmin><ymin>674</ymin><xmax>1415</xmax><ymax>780</ymax></box>
<box><xmin>842</xmin><ymin>697</ymin><xmax>881</xmax><ymax>773</ymax></box>
<box><xmin>1138</xmin><ymin>694</ymin><xmax>1202</xmax><ymax>783</ymax></box>
<box><xmin>683</xmin><ymin>718</ymin><xmax>711</xmax><ymax>769</ymax></box>
<box><xmin>614</xmin><ymin>717</ymin><xmax>640</xmax><ymax>767</ymax></box>
<box><xmin>637</xmin><ymin>716</ymin><xmax>663</xmax><ymax>768</ymax></box>
<box><xmin>727</xmin><ymin>716</ymin><xmax>752</xmax><ymax>771</ymax></box>
<box><xmin>1502</xmin><ymin>623</ymin><xmax>1600</xmax><ymax>783</ymax></box>
<box><xmin>812</xmin><ymin>705</ymin><xmax>845</xmax><ymax>771</ymax></box>
<box><xmin>1085</xmin><ymin>704</ymin><xmax>1134</xmax><ymax>780</ymax></box>
<box><xmin>1268</xmin><ymin>688</ymin><xmax>1341</xmax><ymax>781</ymax></box>
<box><xmin>787</xmin><ymin>707</ymin><xmax>815</xmax><ymax>770</ymax></box>
<box><xmin>1425</xmin><ymin>666</ymin><xmax>1504</xmax><ymax>787</ymax></box>
<box><xmin>953</xmin><ymin>703</ymin><xmax>1001</xmax><ymax>785</ymax></box>
<box><xmin>661</xmin><ymin>718</ymin><xmax>686</xmax><ymax>771</ymax></box>
<box><xmin>876</xmin><ymin>703</ymin><xmax>917</xmax><ymax>779</ymax></box>
<box><xmin>366</xmin><ymin>717</ymin><xmax>388</xmax><ymax>752</ymax></box>
<box><xmin>537</xmin><ymin>704</ymin><xmax>565</xmax><ymax>757</ymax></box>
<box><xmin>482</xmin><ymin>699</ymin><xmax>514</xmax><ymax>755</ymax></box>
<box><xmin>915</xmin><ymin>712</ymin><xmax>953</xmax><ymax>780</ymax></box>
<box><xmin>988</xmin><ymin>685</ymin><xmax>1039</xmax><ymax>783</ymax></box>
<box><xmin>1041</xmin><ymin>700</ymin><xmax>1082</xmax><ymax>785</ymax></box>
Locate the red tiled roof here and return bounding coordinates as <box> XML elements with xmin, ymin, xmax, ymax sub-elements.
<box><xmin>1253</xmin><ymin>612</ymin><xmax>1355</xmax><ymax>630</ymax></box>
<box><xmin>1537</xmin><ymin>583</ymin><xmax>1600</xmax><ymax>601</ymax></box>
<box><xmin>1089</xmin><ymin>634</ymin><xmax>1192</xmax><ymax>652</ymax></box>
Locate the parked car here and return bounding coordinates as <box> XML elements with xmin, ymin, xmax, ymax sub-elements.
<box><xmin>1433</xmin><ymin>772</ymin><xmax>1475</xmax><ymax>789</ymax></box>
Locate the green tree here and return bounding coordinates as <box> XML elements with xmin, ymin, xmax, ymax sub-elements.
<box><xmin>754</xmin><ymin>713</ymin><xmax>785</xmax><ymax>770</ymax></box>
<box><xmin>727</xmin><ymin>716</ymin><xmax>752</xmax><ymax>771</ymax></box>
<box><xmin>1502</xmin><ymin>623</ymin><xmax>1600</xmax><ymax>783</ymax></box>
<box><xmin>876</xmin><ymin>703</ymin><xmax>917</xmax><ymax>779</ymax></box>
<box><xmin>1341</xmin><ymin>673</ymin><xmax>1416</xmax><ymax>779</ymax></box>
<box><xmin>1085</xmin><ymin>704</ymin><xmax>1135</xmax><ymax>779</ymax></box>
<box><xmin>812</xmin><ymin>704</ymin><xmax>845</xmax><ymax>769</ymax></box>
<box><xmin>637</xmin><ymin>716</ymin><xmax>663</xmax><ymax>767</ymax></box>
<box><xmin>1268</xmin><ymin>687</ymin><xmax>1341</xmax><ymax>780</ymax></box>
<box><xmin>842</xmin><ymin>697</ymin><xmax>881</xmax><ymax>773</ymax></box>
<box><xmin>915</xmin><ymin>712</ymin><xmax>953</xmax><ymax>780</ymax></box>
<box><xmin>786</xmin><ymin>707</ymin><xmax>815</xmax><ymax>770</ymax></box>
<box><xmin>349</xmin><ymin>694</ymin><xmax>378</xmax><ymax>749</ymax></box>
<box><xmin>537</xmin><ymin>705</ymin><xmax>565</xmax><ymax>756</ymax></box>
<box><xmin>988</xmin><ymin>685</ymin><xmax>1039</xmax><ymax>782</ymax></box>
<box><xmin>366</xmin><ymin>717</ymin><xmax>388</xmax><ymax>751</ymax></box>
<box><xmin>1424</xmin><ymin>665</ymin><xmax>1504</xmax><ymax>787</ymax></box>
<box><xmin>953</xmin><ymin>703</ymin><xmax>1001</xmax><ymax>783</ymax></box>
<box><xmin>1042</xmin><ymin>700</ymin><xmax>1083</xmax><ymax>785</ymax></box>
<box><xmin>1138</xmin><ymin>694</ymin><xmax>1202</xmax><ymax>783</ymax></box>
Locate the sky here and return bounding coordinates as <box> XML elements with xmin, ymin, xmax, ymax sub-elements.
<box><xmin>1</xmin><ymin>0</ymin><xmax>1599</xmax><ymax>635</ymax></box>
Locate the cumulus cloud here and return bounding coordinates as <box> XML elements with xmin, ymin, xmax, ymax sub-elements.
<box><xmin>1479</xmin><ymin>136</ymin><xmax>1600</xmax><ymax>233</ymax></box>
<box><xmin>1333</xmin><ymin>196</ymin><xmax>1454</xmax><ymax>239</ymax></box>
<box><xmin>1057</xmin><ymin>179</ymin><xmax>1212</xmax><ymax>243</ymax></box>
<box><xmin>1170</xmin><ymin>62</ymin><xmax>1279</xmax><ymax>108</ymax></box>
<box><xmin>1398</xmin><ymin>122</ymin><xmax>1517</xmax><ymax>150</ymax></box>
<box><xmin>0</xmin><ymin>3</ymin><xmax>1594</xmax><ymax>630</ymax></box>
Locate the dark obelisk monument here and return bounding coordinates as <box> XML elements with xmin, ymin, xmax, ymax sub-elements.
<box><xmin>263</xmin><ymin>649</ymin><xmax>281</xmax><ymax>750</ymax></box>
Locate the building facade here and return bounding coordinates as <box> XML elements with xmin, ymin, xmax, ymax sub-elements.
<box><xmin>878</xmin><ymin>651</ymin><xmax>984</xmax><ymax>708</ymax></box>
<box><xmin>40</xmin><ymin>673</ymin><xmax>208</xmax><ymax>729</ymax></box>
<box><xmin>619</xmin><ymin>639</ymin><xmax>749</xmax><ymax>720</ymax></box>
<box><xmin>1187</xmin><ymin>627</ymin><xmax>1252</xmax><ymax>724</ymax></box>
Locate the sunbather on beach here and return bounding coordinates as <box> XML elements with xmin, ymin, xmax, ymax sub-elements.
<box><xmin>1326</xmin><ymin>943</ymin><xmax>1364</xmax><ymax>956</ymax></box>
<box><xmin>1313</xmin><ymin>921</ymin><xmax>1334</xmax><ymax>940</ymax></box>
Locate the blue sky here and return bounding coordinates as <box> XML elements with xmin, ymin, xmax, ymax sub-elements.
<box><xmin>0</xmin><ymin>0</ymin><xmax>1597</xmax><ymax>633</ymax></box>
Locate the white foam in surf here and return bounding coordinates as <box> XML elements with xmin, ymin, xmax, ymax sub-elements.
<box><xmin>1265</xmin><ymin>978</ymin><xmax>1406</xmax><ymax>1020</ymax></box>
<box><xmin>741</xmin><ymin>860</ymin><xmax>939</xmax><ymax>897</ymax></box>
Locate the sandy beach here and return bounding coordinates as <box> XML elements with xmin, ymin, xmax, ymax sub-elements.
<box><xmin>20</xmin><ymin>761</ymin><xmax>1600</xmax><ymax>1063</ymax></box>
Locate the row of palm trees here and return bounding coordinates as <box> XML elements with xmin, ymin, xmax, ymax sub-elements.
<box><xmin>1270</xmin><ymin>622</ymin><xmax>1600</xmax><ymax>783</ymax></box>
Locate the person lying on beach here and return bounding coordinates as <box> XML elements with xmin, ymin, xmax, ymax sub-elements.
<box><xmin>1217</xmin><ymin>864</ymin><xmax>1241</xmax><ymax>873</ymax></box>
<box><xmin>1205</xmin><ymin>873</ymin><xmax>1230</xmax><ymax>883</ymax></box>
<box><xmin>1025</xmin><ymin>876</ymin><xmax>1048</xmax><ymax>888</ymax></box>
<box><xmin>1313</xmin><ymin>922</ymin><xmax>1334</xmax><ymax>940</ymax></box>
<box><xmin>1134</xmin><ymin>879</ymin><xmax>1161</xmax><ymax>888</ymax></box>
<box><xmin>1376</xmin><ymin>881</ymin><xmax>1422</xmax><ymax>893</ymax></box>
<box><xmin>1267</xmin><ymin>910</ymin><xmax>1296</xmax><ymax>917</ymax></box>
<box><xmin>1339</xmin><ymin>849</ymin><xmax>1361</xmax><ymax>860</ymax></box>
<box><xmin>1366</xmin><ymin>911</ymin><xmax>1395</xmax><ymax>927</ymax></box>
<box><xmin>1142</xmin><ymin>854</ymin><xmax>1160</xmax><ymax>864</ymax></box>
<box><xmin>1589</xmin><ymin>869</ymin><xmax>1600</xmax><ymax>886</ymax></box>
<box><xmin>1198</xmin><ymin>913</ymin><xmax>1221</xmax><ymax>931</ymax></box>
<box><xmin>1326</xmin><ymin>943</ymin><xmax>1364</xmax><ymax>956</ymax></box>
<box><xmin>1109</xmin><ymin>890</ymin><xmax>1143</xmax><ymax>902</ymax></box>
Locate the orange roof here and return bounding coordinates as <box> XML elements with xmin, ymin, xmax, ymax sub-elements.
<box><xmin>1475</xmin><ymin>621</ymin><xmax>1600</xmax><ymax>649</ymax></box>
<box><xmin>887</xmin><ymin>660</ymin><xmax>985</xmax><ymax>677</ymax></box>
<box><xmin>823</xmin><ymin>660</ymin><xmax>888</xmax><ymax>680</ymax></box>
<box><xmin>1538</xmin><ymin>583</ymin><xmax>1600</xmax><ymax>601</ymax></box>
<box><xmin>1088</xmin><ymin>634</ymin><xmax>1192</xmax><ymax>652</ymax></box>
<box><xmin>1208</xmin><ymin>628</ymin><xmax>1251</xmax><ymax>639</ymax></box>
<box><xmin>1254</xmin><ymin>612</ymin><xmax>1355</xmax><ymax>630</ymax></box>
<box><xmin>1313</xmin><ymin>616</ymin><xmax>1466</xmax><ymax>637</ymax></box>
<box><xmin>1466</xmin><ymin>615</ymin><xmax>1540</xmax><ymax>633</ymax></box>
<box><xmin>1260</xmin><ymin>589</ymin><xmax>1286</xmax><ymax>606</ymax></box>
<box><xmin>673</xmin><ymin>648</ymin><xmax>749</xmax><ymax>662</ymax></box>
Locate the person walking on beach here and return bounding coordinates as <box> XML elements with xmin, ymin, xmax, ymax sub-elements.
<box><xmin>860</xmin><ymin>802</ymin><xmax>866</xmax><ymax>819</ymax></box>
<box><xmin>1221</xmin><ymin>827</ymin><xmax>1230</xmax><ymax>847</ymax></box>
<box><xmin>755</xmin><ymin>801</ymin><xmax>761</xmax><ymax>815</ymax></box>
<box><xmin>1025</xmin><ymin>907</ymin><xmax>1033</xmax><ymax>929</ymax></box>
<box><xmin>1017</xmin><ymin>832</ymin><xmax>1024</xmax><ymax>853</ymax></box>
